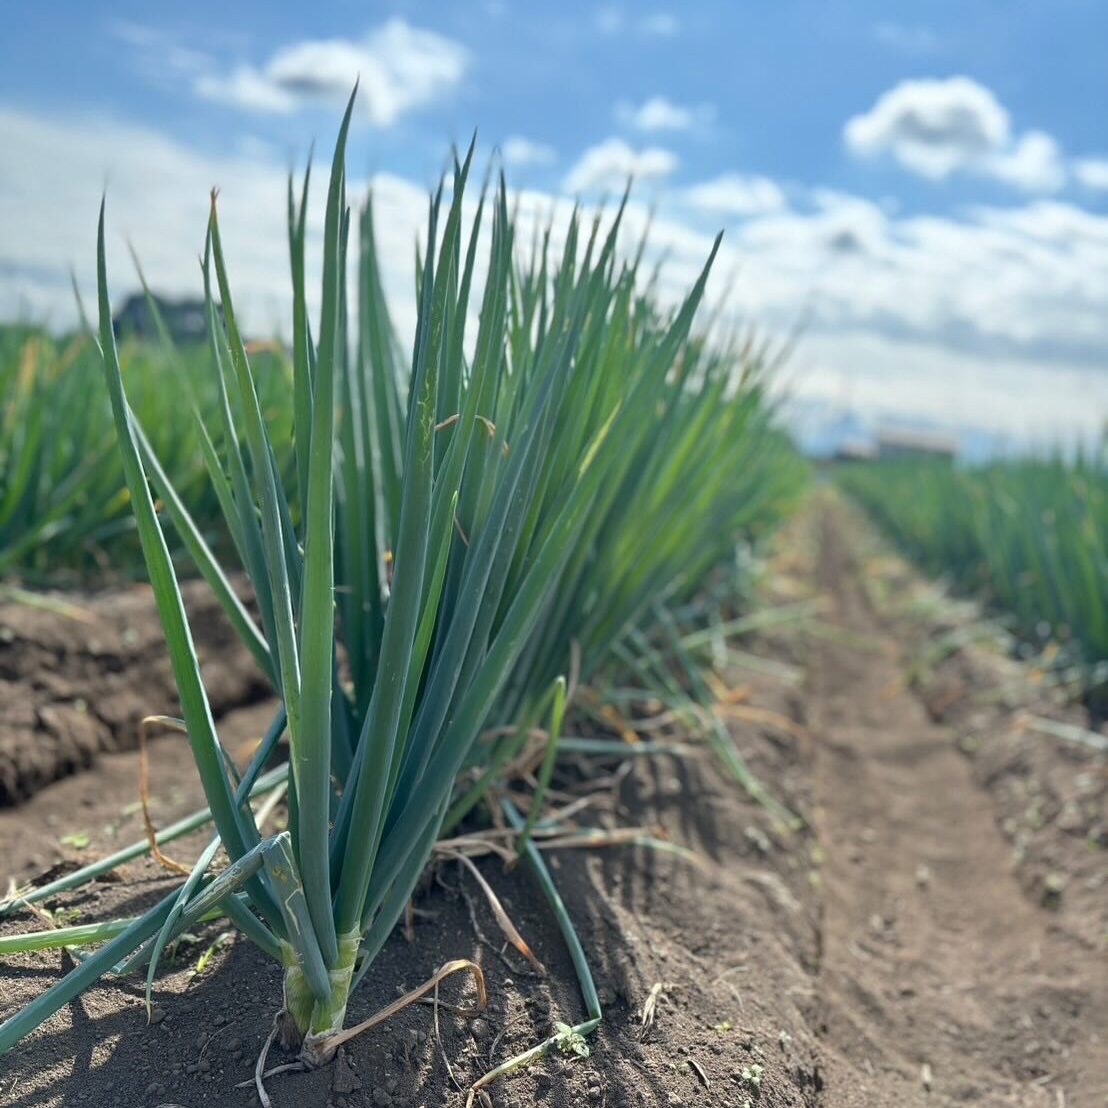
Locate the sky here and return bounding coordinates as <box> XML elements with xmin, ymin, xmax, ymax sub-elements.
<box><xmin>2</xmin><ymin>1</ymin><xmax>1107</xmax><ymax>452</ymax></box>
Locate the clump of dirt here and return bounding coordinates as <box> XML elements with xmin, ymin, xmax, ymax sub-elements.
<box><xmin>0</xmin><ymin>581</ymin><xmax>269</xmax><ymax>804</ymax></box>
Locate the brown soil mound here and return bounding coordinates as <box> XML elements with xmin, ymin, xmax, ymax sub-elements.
<box><xmin>0</xmin><ymin>582</ymin><xmax>269</xmax><ymax>804</ymax></box>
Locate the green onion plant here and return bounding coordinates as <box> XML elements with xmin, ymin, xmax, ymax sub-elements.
<box><xmin>0</xmin><ymin>91</ymin><xmax>805</xmax><ymax>1063</ymax></box>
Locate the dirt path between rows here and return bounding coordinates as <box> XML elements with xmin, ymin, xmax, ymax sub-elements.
<box><xmin>807</xmin><ymin>502</ymin><xmax>1107</xmax><ymax>1107</ymax></box>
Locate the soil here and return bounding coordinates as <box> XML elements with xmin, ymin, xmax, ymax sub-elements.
<box><xmin>0</xmin><ymin>581</ymin><xmax>270</xmax><ymax>803</ymax></box>
<box><xmin>806</xmin><ymin>502</ymin><xmax>1107</xmax><ymax>1106</ymax></box>
<box><xmin>1</xmin><ymin>495</ymin><xmax>1105</xmax><ymax>1108</ymax></box>
<box><xmin>844</xmin><ymin>508</ymin><xmax>1108</xmax><ymax>955</ymax></box>
<box><xmin>0</xmin><ymin>701</ymin><xmax>281</xmax><ymax>891</ymax></box>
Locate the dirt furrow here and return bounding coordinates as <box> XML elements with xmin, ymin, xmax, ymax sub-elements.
<box><xmin>0</xmin><ymin>580</ymin><xmax>270</xmax><ymax>803</ymax></box>
<box><xmin>807</xmin><ymin>503</ymin><xmax>1106</xmax><ymax>1107</ymax></box>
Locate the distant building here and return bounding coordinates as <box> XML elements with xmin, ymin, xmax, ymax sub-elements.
<box><xmin>112</xmin><ymin>293</ymin><xmax>212</xmax><ymax>345</ymax></box>
<box><xmin>875</xmin><ymin>427</ymin><xmax>957</xmax><ymax>462</ymax></box>
<box><xmin>832</xmin><ymin>438</ymin><xmax>878</xmax><ymax>463</ymax></box>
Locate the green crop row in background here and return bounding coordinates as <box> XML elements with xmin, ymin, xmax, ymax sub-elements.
<box><xmin>838</xmin><ymin>450</ymin><xmax>1108</xmax><ymax>675</ymax></box>
<box><xmin>0</xmin><ymin>324</ymin><xmax>293</xmax><ymax>583</ymax></box>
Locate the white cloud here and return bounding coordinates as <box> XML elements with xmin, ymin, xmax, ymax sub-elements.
<box><xmin>197</xmin><ymin>68</ymin><xmax>297</xmax><ymax>114</ymax></box>
<box><xmin>615</xmin><ymin>96</ymin><xmax>711</xmax><ymax>132</ymax></box>
<box><xmin>684</xmin><ymin>173</ymin><xmax>787</xmax><ymax>217</ymax></box>
<box><xmin>986</xmin><ymin>130</ymin><xmax>1066</xmax><ymax>192</ymax></box>
<box><xmin>845</xmin><ymin>77</ymin><xmax>1066</xmax><ymax>192</ymax></box>
<box><xmin>640</xmin><ymin>13</ymin><xmax>679</xmax><ymax>36</ymax></box>
<box><xmin>595</xmin><ymin>7</ymin><xmax>678</xmax><ymax>36</ymax></box>
<box><xmin>0</xmin><ymin>105</ymin><xmax>426</xmax><ymax>340</ymax></box>
<box><xmin>725</xmin><ymin>193</ymin><xmax>1108</xmax><ymax>358</ymax></box>
<box><xmin>736</xmin><ymin>190</ymin><xmax>891</xmax><ymax>259</ymax></box>
<box><xmin>109</xmin><ymin>18</ymin><xmax>207</xmax><ymax>65</ymax></box>
<box><xmin>501</xmin><ymin>137</ymin><xmax>557</xmax><ymax>168</ymax></box>
<box><xmin>871</xmin><ymin>23</ymin><xmax>940</xmax><ymax>53</ymax></box>
<box><xmin>1074</xmin><ymin>157</ymin><xmax>1108</xmax><ymax>190</ymax></box>
<box><xmin>195</xmin><ymin>19</ymin><xmax>467</xmax><ymax>126</ymax></box>
<box><xmin>108</xmin><ymin>19</ymin><xmax>163</xmax><ymax>48</ymax></box>
<box><xmin>563</xmin><ymin>138</ymin><xmax>677</xmax><ymax>192</ymax></box>
<box><xmin>789</xmin><ymin>332</ymin><xmax>1108</xmax><ymax>446</ymax></box>
<box><xmin>109</xmin><ymin>20</ymin><xmax>215</xmax><ymax>85</ymax></box>
<box><xmin>2</xmin><ymin>104</ymin><xmax>1106</xmax><ymax>447</ymax></box>
<box><xmin>845</xmin><ymin>77</ymin><xmax>1009</xmax><ymax>176</ymax></box>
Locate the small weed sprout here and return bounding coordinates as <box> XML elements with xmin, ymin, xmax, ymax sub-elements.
<box><xmin>741</xmin><ymin>1062</ymin><xmax>764</xmax><ymax>1088</ymax></box>
<box><xmin>554</xmin><ymin>1022</ymin><xmax>591</xmax><ymax>1059</ymax></box>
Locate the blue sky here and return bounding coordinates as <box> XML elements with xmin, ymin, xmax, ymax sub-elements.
<box><xmin>2</xmin><ymin>1</ymin><xmax>1107</xmax><ymax>448</ymax></box>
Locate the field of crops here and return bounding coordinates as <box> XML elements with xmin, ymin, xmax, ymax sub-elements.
<box><xmin>3</xmin><ymin>95</ymin><xmax>1106</xmax><ymax>1108</ymax></box>
<box><xmin>837</xmin><ymin>453</ymin><xmax>1108</xmax><ymax>689</ymax></box>
<box><xmin>0</xmin><ymin>324</ymin><xmax>294</xmax><ymax>583</ymax></box>
<box><xmin>0</xmin><ymin>98</ymin><xmax>810</xmax><ymax>1074</ymax></box>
